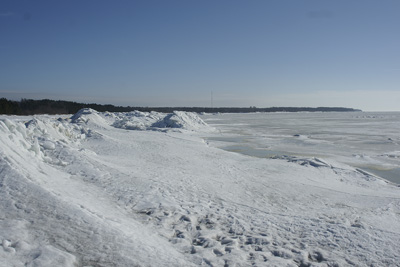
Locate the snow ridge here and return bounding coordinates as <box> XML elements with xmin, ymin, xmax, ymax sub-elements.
<box><xmin>112</xmin><ymin>110</ymin><xmax>215</xmax><ymax>132</ymax></box>
<box><xmin>70</xmin><ymin>108</ymin><xmax>215</xmax><ymax>132</ymax></box>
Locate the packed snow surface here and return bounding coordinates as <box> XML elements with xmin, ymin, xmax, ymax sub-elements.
<box><xmin>1</xmin><ymin>109</ymin><xmax>399</xmax><ymax>266</ymax></box>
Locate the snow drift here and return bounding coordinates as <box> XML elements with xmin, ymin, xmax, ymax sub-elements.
<box><xmin>1</xmin><ymin>109</ymin><xmax>400</xmax><ymax>266</ymax></box>
<box><xmin>69</xmin><ymin>108</ymin><xmax>215</xmax><ymax>132</ymax></box>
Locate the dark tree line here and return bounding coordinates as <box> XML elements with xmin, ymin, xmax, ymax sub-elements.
<box><xmin>0</xmin><ymin>98</ymin><xmax>22</xmax><ymax>114</ymax></box>
<box><xmin>0</xmin><ymin>98</ymin><xmax>136</xmax><ymax>115</ymax></box>
<box><xmin>0</xmin><ymin>97</ymin><xmax>361</xmax><ymax>115</ymax></box>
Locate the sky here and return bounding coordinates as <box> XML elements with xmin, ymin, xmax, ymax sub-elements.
<box><xmin>0</xmin><ymin>0</ymin><xmax>399</xmax><ymax>111</ymax></box>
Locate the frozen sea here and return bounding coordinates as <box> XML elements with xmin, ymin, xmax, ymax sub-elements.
<box><xmin>201</xmin><ymin>112</ymin><xmax>400</xmax><ymax>184</ymax></box>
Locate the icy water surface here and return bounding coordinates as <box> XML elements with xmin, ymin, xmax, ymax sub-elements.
<box><xmin>202</xmin><ymin>112</ymin><xmax>400</xmax><ymax>184</ymax></box>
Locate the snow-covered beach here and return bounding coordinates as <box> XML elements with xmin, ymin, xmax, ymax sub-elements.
<box><xmin>1</xmin><ymin>109</ymin><xmax>399</xmax><ymax>266</ymax></box>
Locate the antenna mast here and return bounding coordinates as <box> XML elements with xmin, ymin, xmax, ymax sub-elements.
<box><xmin>211</xmin><ymin>91</ymin><xmax>213</xmax><ymax>108</ymax></box>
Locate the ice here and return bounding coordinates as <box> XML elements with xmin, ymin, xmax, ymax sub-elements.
<box><xmin>41</xmin><ymin>140</ymin><xmax>56</xmax><ymax>150</ymax></box>
<box><xmin>1</xmin><ymin>110</ymin><xmax>400</xmax><ymax>266</ymax></box>
<box><xmin>202</xmin><ymin>111</ymin><xmax>400</xmax><ymax>184</ymax></box>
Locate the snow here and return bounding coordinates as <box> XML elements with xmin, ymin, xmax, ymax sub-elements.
<box><xmin>108</xmin><ymin>109</ymin><xmax>214</xmax><ymax>132</ymax></box>
<box><xmin>1</xmin><ymin>109</ymin><xmax>400</xmax><ymax>266</ymax></box>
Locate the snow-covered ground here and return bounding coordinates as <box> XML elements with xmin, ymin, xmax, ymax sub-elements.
<box><xmin>1</xmin><ymin>109</ymin><xmax>399</xmax><ymax>266</ymax></box>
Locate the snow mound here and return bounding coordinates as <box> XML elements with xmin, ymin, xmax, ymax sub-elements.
<box><xmin>152</xmin><ymin>111</ymin><xmax>211</xmax><ymax>131</ymax></box>
<box><xmin>69</xmin><ymin>108</ymin><xmax>214</xmax><ymax>132</ymax></box>
<box><xmin>70</xmin><ymin>108</ymin><xmax>112</xmax><ymax>131</ymax></box>
<box><xmin>0</xmin><ymin>116</ymin><xmax>87</xmax><ymax>166</ymax></box>
<box><xmin>112</xmin><ymin>111</ymin><xmax>162</xmax><ymax>130</ymax></box>
<box><xmin>69</xmin><ymin>108</ymin><xmax>98</xmax><ymax>123</ymax></box>
<box><xmin>112</xmin><ymin>111</ymin><xmax>215</xmax><ymax>132</ymax></box>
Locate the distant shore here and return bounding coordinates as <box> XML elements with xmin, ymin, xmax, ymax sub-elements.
<box><xmin>0</xmin><ymin>97</ymin><xmax>361</xmax><ymax>115</ymax></box>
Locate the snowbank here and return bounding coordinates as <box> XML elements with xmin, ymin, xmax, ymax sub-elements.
<box><xmin>112</xmin><ymin>110</ymin><xmax>215</xmax><ymax>132</ymax></box>
<box><xmin>0</xmin><ymin>116</ymin><xmax>87</xmax><ymax>166</ymax></box>
<box><xmin>70</xmin><ymin>108</ymin><xmax>215</xmax><ymax>132</ymax></box>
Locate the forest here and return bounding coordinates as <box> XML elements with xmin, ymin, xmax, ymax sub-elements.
<box><xmin>0</xmin><ymin>98</ymin><xmax>361</xmax><ymax>115</ymax></box>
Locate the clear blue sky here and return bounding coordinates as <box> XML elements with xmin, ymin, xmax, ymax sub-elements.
<box><xmin>1</xmin><ymin>0</ymin><xmax>399</xmax><ymax>111</ymax></box>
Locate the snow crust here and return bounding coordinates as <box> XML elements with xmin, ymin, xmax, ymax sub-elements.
<box><xmin>1</xmin><ymin>110</ymin><xmax>400</xmax><ymax>266</ymax></box>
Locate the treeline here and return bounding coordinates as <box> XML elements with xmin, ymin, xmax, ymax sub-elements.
<box><xmin>0</xmin><ymin>98</ymin><xmax>361</xmax><ymax>115</ymax></box>
<box><xmin>0</xmin><ymin>98</ymin><xmax>136</xmax><ymax>115</ymax></box>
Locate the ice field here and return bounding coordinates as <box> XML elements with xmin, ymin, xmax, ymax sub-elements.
<box><xmin>202</xmin><ymin>112</ymin><xmax>400</xmax><ymax>185</ymax></box>
<box><xmin>1</xmin><ymin>109</ymin><xmax>399</xmax><ymax>266</ymax></box>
